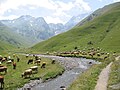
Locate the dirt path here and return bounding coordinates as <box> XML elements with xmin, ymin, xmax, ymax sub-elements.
<box><xmin>95</xmin><ymin>56</ymin><xmax>120</xmax><ymax>90</ymax></box>
<box><xmin>94</xmin><ymin>62</ymin><xmax>113</xmax><ymax>90</ymax></box>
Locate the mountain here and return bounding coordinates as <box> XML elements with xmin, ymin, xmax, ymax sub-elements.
<box><xmin>31</xmin><ymin>2</ymin><xmax>120</xmax><ymax>53</ymax></box>
<box><xmin>48</xmin><ymin>13</ymin><xmax>88</xmax><ymax>35</ymax></box>
<box><xmin>1</xmin><ymin>15</ymin><xmax>52</xmax><ymax>43</ymax></box>
<box><xmin>0</xmin><ymin>21</ymin><xmax>32</xmax><ymax>52</ymax></box>
<box><xmin>1</xmin><ymin>14</ymin><xmax>88</xmax><ymax>44</ymax></box>
<box><xmin>65</xmin><ymin>13</ymin><xmax>88</xmax><ymax>30</ymax></box>
<box><xmin>49</xmin><ymin>23</ymin><xmax>65</xmax><ymax>35</ymax></box>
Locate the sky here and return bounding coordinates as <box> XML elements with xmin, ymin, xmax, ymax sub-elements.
<box><xmin>0</xmin><ymin>0</ymin><xmax>120</xmax><ymax>24</ymax></box>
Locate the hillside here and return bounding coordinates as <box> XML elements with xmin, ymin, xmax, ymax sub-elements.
<box><xmin>0</xmin><ymin>22</ymin><xmax>32</xmax><ymax>52</ymax></box>
<box><xmin>31</xmin><ymin>2</ymin><xmax>120</xmax><ymax>53</ymax></box>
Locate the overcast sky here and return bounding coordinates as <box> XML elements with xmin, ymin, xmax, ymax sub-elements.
<box><xmin>0</xmin><ymin>0</ymin><xmax>120</xmax><ymax>24</ymax></box>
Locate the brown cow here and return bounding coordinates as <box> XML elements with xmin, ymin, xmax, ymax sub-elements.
<box><xmin>22</xmin><ymin>69</ymin><xmax>33</xmax><ymax>78</ymax></box>
<box><xmin>30</xmin><ymin>66</ymin><xmax>38</xmax><ymax>73</ymax></box>
<box><xmin>0</xmin><ymin>66</ymin><xmax>7</xmax><ymax>74</ymax></box>
<box><xmin>34</xmin><ymin>60</ymin><xmax>41</xmax><ymax>65</ymax></box>
<box><xmin>0</xmin><ymin>76</ymin><xmax>4</xmax><ymax>89</ymax></box>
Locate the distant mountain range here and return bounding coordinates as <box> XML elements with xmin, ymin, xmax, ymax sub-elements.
<box><xmin>1</xmin><ymin>13</ymin><xmax>88</xmax><ymax>44</ymax></box>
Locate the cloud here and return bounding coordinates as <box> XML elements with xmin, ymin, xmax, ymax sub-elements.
<box><xmin>0</xmin><ymin>0</ymin><xmax>56</xmax><ymax>15</ymax></box>
<box><xmin>0</xmin><ymin>15</ymin><xmax>19</xmax><ymax>20</ymax></box>
<box><xmin>113</xmin><ymin>0</ymin><xmax>120</xmax><ymax>2</ymax></box>
<box><xmin>74</xmin><ymin>0</ymin><xmax>91</xmax><ymax>11</ymax></box>
<box><xmin>44</xmin><ymin>16</ymin><xmax>64</xmax><ymax>24</ymax></box>
<box><xmin>97</xmin><ymin>0</ymin><xmax>103</xmax><ymax>2</ymax></box>
<box><xmin>52</xmin><ymin>0</ymin><xmax>91</xmax><ymax>23</ymax></box>
<box><xmin>0</xmin><ymin>0</ymin><xmax>92</xmax><ymax>23</ymax></box>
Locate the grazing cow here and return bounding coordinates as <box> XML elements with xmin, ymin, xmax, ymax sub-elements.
<box><xmin>89</xmin><ymin>53</ymin><xmax>93</xmax><ymax>58</ymax></box>
<box><xmin>51</xmin><ymin>59</ymin><xmax>55</xmax><ymax>64</ymax></box>
<box><xmin>1</xmin><ymin>57</ymin><xmax>7</xmax><ymax>62</ymax></box>
<box><xmin>0</xmin><ymin>66</ymin><xmax>7</xmax><ymax>74</ymax></box>
<box><xmin>26</xmin><ymin>55</ymin><xmax>29</xmax><ymax>58</ymax></box>
<box><xmin>13</xmin><ymin>62</ymin><xmax>16</xmax><ymax>69</ymax></box>
<box><xmin>17</xmin><ymin>57</ymin><xmax>20</xmax><ymax>62</ymax></box>
<box><xmin>104</xmin><ymin>56</ymin><xmax>108</xmax><ymax>59</ymax></box>
<box><xmin>13</xmin><ymin>54</ymin><xmax>16</xmax><ymax>57</ymax></box>
<box><xmin>8</xmin><ymin>56</ymin><xmax>11</xmax><ymax>60</ymax></box>
<box><xmin>10</xmin><ymin>59</ymin><xmax>14</xmax><ymax>62</ymax></box>
<box><xmin>6</xmin><ymin>60</ymin><xmax>12</xmax><ymax>64</ymax></box>
<box><xmin>60</xmin><ymin>86</ymin><xmax>66</xmax><ymax>90</ymax></box>
<box><xmin>34</xmin><ymin>60</ymin><xmax>41</xmax><ymax>65</ymax></box>
<box><xmin>22</xmin><ymin>69</ymin><xmax>33</xmax><ymax>78</ymax></box>
<box><xmin>30</xmin><ymin>66</ymin><xmax>38</xmax><ymax>73</ymax></box>
<box><xmin>97</xmin><ymin>53</ymin><xmax>101</xmax><ymax>57</ymax></box>
<box><xmin>89</xmin><ymin>62</ymin><xmax>92</xmax><ymax>64</ymax></box>
<box><xmin>27</xmin><ymin>59</ymin><xmax>33</xmax><ymax>64</ymax></box>
<box><xmin>41</xmin><ymin>62</ymin><xmax>46</xmax><ymax>68</ymax></box>
<box><xmin>35</xmin><ymin>56</ymin><xmax>39</xmax><ymax>60</ymax></box>
<box><xmin>0</xmin><ymin>76</ymin><xmax>4</xmax><ymax>89</ymax></box>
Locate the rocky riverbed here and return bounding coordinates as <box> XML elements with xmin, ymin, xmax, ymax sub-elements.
<box><xmin>18</xmin><ymin>54</ymin><xmax>100</xmax><ymax>90</ymax></box>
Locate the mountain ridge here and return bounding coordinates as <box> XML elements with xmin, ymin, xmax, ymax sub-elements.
<box><xmin>1</xmin><ymin>13</ymin><xmax>88</xmax><ymax>44</ymax></box>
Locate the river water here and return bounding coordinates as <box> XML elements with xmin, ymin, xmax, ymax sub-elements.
<box><xmin>18</xmin><ymin>55</ymin><xmax>100</xmax><ymax>90</ymax></box>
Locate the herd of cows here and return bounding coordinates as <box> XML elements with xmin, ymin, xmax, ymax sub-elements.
<box><xmin>55</xmin><ymin>47</ymin><xmax>113</xmax><ymax>59</ymax></box>
<box><xmin>0</xmin><ymin>54</ymin><xmax>56</xmax><ymax>89</ymax></box>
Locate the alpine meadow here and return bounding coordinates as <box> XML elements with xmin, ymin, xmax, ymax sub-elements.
<box><xmin>0</xmin><ymin>1</ymin><xmax>120</xmax><ymax>90</ymax></box>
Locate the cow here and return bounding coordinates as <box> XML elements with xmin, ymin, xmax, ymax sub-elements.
<box><xmin>60</xmin><ymin>86</ymin><xmax>66</xmax><ymax>90</ymax></box>
<box><xmin>34</xmin><ymin>60</ymin><xmax>41</xmax><ymax>65</ymax></box>
<box><xmin>1</xmin><ymin>57</ymin><xmax>6</xmax><ymax>62</ymax></box>
<box><xmin>27</xmin><ymin>59</ymin><xmax>33</xmax><ymax>64</ymax></box>
<box><xmin>22</xmin><ymin>69</ymin><xmax>33</xmax><ymax>78</ymax></box>
<box><xmin>26</xmin><ymin>55</ymin><xmax>29</xmax><ymax>58</ymax></box>
<box><xmin>30</xmin><ymin>66</ymin><xmax>38</xmax><ymax>73</ymax></box>
<box><xmin>17</xmin><ymin>57</ymin><xmax>20</xmax><ymax>62</ymax></box>
<box><xmin>41</xmin><ymin>62</ymin><xmax>46</xmax><ymax>68</ymax></box>
<box><xmin>104</xmin><ymin>56</ymin><xmax>108</xmax><ymax>60</ymax></box>
<box><xmin>51</xmin><ymin>59</ymin><xmax>55</xmax><ymax>64</ymax></box>
<box><xmin>6</xmin><ymin>60</ymin><xmax>12</xmax><ymax>64</ymax></box>
<box><xmin>0</xmin><ymin>76</ymin><xmax>4</xmax><ymax>89</ymax></box>
<box><xmin>13</xmin><ymin>62</ymin><xmax>16</xmax><ymax>69</ymax></box>
<box><xmin>0</xmin><ymin>66</ymin><xmax>7</xmax><ymax>74</ymax></box>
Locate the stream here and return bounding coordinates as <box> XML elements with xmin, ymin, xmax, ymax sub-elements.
<box><xmin>18</xmin><ymin>54</ymin><xmax>100</xmax><ymax>90</ymax></box>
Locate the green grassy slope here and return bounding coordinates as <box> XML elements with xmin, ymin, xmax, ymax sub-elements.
<box><xmin>77</xmin><ymin>2</ymin><xmax>120</xmax><ymax>26</ymax></box>
<box><xmin>0</xmin><ymin>22</ymin><xmax>32</xmax><ymax>52</ymax></box>
<box><xmin>31</xmin><ymin>2</ymin><xmax>120</xmax><ymax>53</ymax></box>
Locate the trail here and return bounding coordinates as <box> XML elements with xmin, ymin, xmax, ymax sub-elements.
<box><xmin>94</xmin><ymin>62</ymin><xmax>113</xmax><ymax>90</ymax></box>
<box><xmin>95</xmin><ymin>55</ymin><xmax>120</xmax><ymax>90</ymax></box>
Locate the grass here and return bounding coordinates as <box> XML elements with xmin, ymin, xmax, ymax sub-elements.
<box><xmin>67</xmin><ymin>56</ymin><xmax>115</xmax><ymax>90</ymax></box>
<box><xmin>31</xmin><ymin>2</ymin><xmax>120</xmax><ymax>53</ymax></box>
<box><xmin>0</xmin><ymin>54</ymin><xmax>64</xmax><ymax>89</ymax></box>
<box><xmin>0</xmin><ymin>23</ymin><xmax>34</xmax><ymax>52</ymax></box>
<box><xmin>107</xmin><ymin>57</ymin><xmax>120</xmax><ymax>90</ymax></box>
